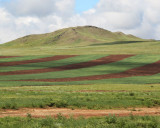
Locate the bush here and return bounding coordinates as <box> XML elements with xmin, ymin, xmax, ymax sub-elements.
<box><xmin>105</xmin><ymin>115</ymin><xmax>117</xmax><ymax>124</ymax></box>
<box><xmin>129</xmin><ymin>92</ymin><xmax>135</xmax><ymax>96</ymax></box>
<box><xmin>48</xmin><ymin>100</ymin><xmax>68</xmax><ymax>108</ymax></box>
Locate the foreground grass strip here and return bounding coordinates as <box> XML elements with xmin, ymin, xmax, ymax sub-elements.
<box><xmin>0</xmin><ymin>116</ymin><xmax>159</xmax><ymax>128</ymax></box>
<box><xmin>0</xmin><ymin>84</ymin><xmax>160</xmax><ymax>109</ymax></box>
<box><xmin>0</xmin><ymin>55</ymin><xmax>133</xmax><ymax>75</ymax></box>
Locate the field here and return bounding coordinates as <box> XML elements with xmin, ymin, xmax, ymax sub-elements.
<box><xmin>0</xmin><ymin>55</ymin><xmax>160</xmax><ymax>108</ymax></box>
<box><xmin>0</xmin><ymin>84</ymin><xmax>160</xmax><ymax>109</ymax></box>
<box><xmin>0</xmin><ymin>54</ymin><xmax>160</xmax><ymax>86</ymax></box>
<box><xmin>0</xmin><ymin>84</ymin><xmax>160</xmax><ymax>127</ymax></box>
<box><xmin>0</xmin><ymin>53</ymin><xmax>160</xmax><ymax>127</ymax></box>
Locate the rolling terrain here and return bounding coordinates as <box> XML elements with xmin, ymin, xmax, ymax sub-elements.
<box><xmin>0</xmin><ymin>26</ymin><xmax>160</xmax><ymax>127</ymax></box>
<box><xmin>1</xmin><ymin>26</ymin><xmax>142</xmax><ymax>48</ymax></box>
<box><xmin>0</xmin><ymin>26</ymin><xmax>160</xmax><ymax>86</ymax></box>
<box><xmin>0</xmin><ymin>26</ymin><xmax>159</xmax><ymax>55</ymax></box>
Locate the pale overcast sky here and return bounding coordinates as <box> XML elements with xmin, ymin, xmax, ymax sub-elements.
<box><xmin>0</xmin><ymin>0</ymin><xmax>160</xmax><ymax>43</ymax></box>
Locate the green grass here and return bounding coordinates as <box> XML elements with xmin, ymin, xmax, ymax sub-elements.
<box><xmin>0</xmin><ymin>55</ymin><xmax>51</xmax><ymax>63</ymax></box>
<box><xmin>0</xmin><ymin>41</ymin><xmax>160</xmax><ymax>55</ymax></box>
<box><xmin>1</xmin><ymin>84</ymin><xmax>160</xmax><ymax>92</ymax></box>
<box><xmin>0</xmin><ymin>115</ymin><xmax>159</xmax><ymax>128</ymax></box>
<box><xmin>0</xmin><ymin>84</ymin><xmax>160</xmax><ymax>109</ymax></box>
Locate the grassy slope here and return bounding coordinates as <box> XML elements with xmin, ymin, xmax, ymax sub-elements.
<box><xmin>1</xmin><ymin>26</ymin><xmax>159</xmax><ymax>55</ymax></box>
<box><xmin>1</xmin><ymin>26</ymin><xmax>141</xmax><ymax>48</ymax></box>
<box><xmin>0</xmin><ymin>40</ymin><xmax>159</xmax><ymax>55</ymax></box>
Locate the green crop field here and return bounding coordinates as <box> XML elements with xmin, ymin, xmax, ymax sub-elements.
<box><xmin>0</xmin><ymin>54</ymin><xmax>160</xmax><ymax>86</ymax></box>
<box><xmin>0</xmin><ymin>54</ymin><xmax>160</xmax><ymax>110</ymax></box>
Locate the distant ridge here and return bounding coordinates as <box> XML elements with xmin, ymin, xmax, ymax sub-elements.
<box><xmin>1</xmin><ymin>26</ymin><xmax>143</xmax><ymax>48</ymax></box>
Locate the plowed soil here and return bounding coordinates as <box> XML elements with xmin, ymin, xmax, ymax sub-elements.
<box><xmin>0</xmin><ymin>55</ymin><xmax>133</xmax><ymax>75</ymax></box>
<box><xmin>0</xmin><ymin>107</ymin><xmax>160</xmax><ymax>118</ymax></box>
<box><xmin>26</xmin><ymin>60</ymin><xmax>160</xmax><ymax>82</ymax></box>
<box><xmin>0</xmin><ymin>55</ymin><xmax>76</xmax><ymax>67</ymax></box>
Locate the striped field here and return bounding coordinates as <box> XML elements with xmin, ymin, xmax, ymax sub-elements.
<box><xmin>0</xmin><ymin>54</ymin><xmax>160</xmax><ymax>87</ymax></box>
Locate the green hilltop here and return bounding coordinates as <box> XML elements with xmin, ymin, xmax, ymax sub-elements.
<box><xmin>0</xmin><ymin>26</ymin><xmax>159</xmax><ymax>55</ymax></box>
<box><xmin>1</xmin><ymin>26</ymin><xmax>142</xmax><ymax>47</ymax></box>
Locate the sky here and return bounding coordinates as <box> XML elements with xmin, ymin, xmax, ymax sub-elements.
<box><xmin>76</xmin><ymin>0</ymin><xmax>99</xmax><ymax>13</ymax></box>
<box><xmin>0</xmin><ymin>0</ymin><xmax>160</xmax><ymax>44</ymax></box>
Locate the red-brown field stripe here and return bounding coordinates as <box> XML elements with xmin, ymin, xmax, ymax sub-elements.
<box><xmin>0</xmin><ymin>55</ymin><xmax>134</xmax><ymax>75</ymax></box>
<box><xmin>0</xmin><ymin>55</ymin><xmax>77</xmax><ymax>67</ymax></box>
<box><xmin>20</xmin><ymin>59</ymin><xmax>160</xmax><ymax>82</ymax></box>
<box><xmin>0</xmin><ymin>56</ymin><xmax>19</xmax><ymax>59</ymax></box>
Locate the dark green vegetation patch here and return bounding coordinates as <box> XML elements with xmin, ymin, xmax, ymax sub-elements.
<box><xmin>0</xmin><ymin>115</ymin><xmax>159</xmax><ymax>128</ymax></box>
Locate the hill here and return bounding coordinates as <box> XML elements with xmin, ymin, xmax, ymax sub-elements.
<box><xmin>0</xmin><ymin>26</ymin><xmax>159</xmax><ymax>55</ymax></box>
<box><xmin>1</xmin><ymin>26</ymin><xmax>142</xmax><ymax>48</ymax></box>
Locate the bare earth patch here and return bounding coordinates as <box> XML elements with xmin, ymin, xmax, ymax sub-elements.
<box><xmin>0</xmin><ymin>107</ymin><xmax>160</xmax><ymax>118</ymax></box>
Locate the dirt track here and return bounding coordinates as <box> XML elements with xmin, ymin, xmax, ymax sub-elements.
<box><xmin>0</xmin><ymin>55</ymin><xmax>133</xmax><ymax>75</ymax></box>
<box><xmin>0</xmin><ymin>55</ymin><xmax>76</xmax><ymax>67</ymax></box>
<box><xmin>25</xmin><ymin>60</ymin><xmax>160</xmax><ymax>82</ymax></box>
<box><xmin>0</xmin><ymin>107</ymin><xmax>160</xmax><ymax>118</ymax></box>
<box><xmin>0</xmin><ymin>56</ymin><xmax>19</xmax><ymax>59</ymax></box>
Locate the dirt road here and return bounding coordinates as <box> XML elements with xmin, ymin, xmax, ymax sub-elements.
<box><xmin>0</xmin><ymin>107</ymin><xmax>160</xmax><ymax>118</ymax></box>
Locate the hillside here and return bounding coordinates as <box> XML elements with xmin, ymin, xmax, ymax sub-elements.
<box><xmin>0</xmin><ymin>26</ymin><xmax>159</xmax><ymax>55</ymax></box>
<box><xmin>1</xmin><ymin>26</ymin><xmax>142</xmax><ymax>48</ymax></box>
